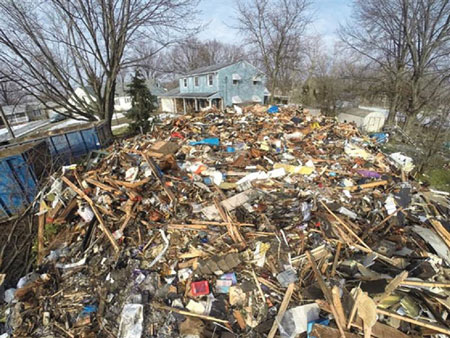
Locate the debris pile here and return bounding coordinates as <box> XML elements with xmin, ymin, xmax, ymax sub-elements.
<box><xmin>2</xmin><ymin>105</ymin><xmax>450</xmax><ymax>337</ymax></box>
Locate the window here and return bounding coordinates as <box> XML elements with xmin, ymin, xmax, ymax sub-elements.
<box><xmin>114</xmin><ymin>98</ymin><xmax>120</xmax><ymax>105</ymax></box>
<box><xmin>232</xmin><ymin>73</ymin><xmax>241</xmax><ymax>85</ymax></box>
<box><xmin>124</xmin><ymin>97</ymin><xmax>131</xmax><ymax>103</ymax></box>
<box><xmin>208</xmin><ymin>74</ymin><xmax>213</xmax><ymax>86</ymax></box>
<box><xmin>183</xmin><ymin>78</ymin><xmax>187</xmax><ymax>87</ymax></box>
<box><xmin>194</xmin><ymin>76</ymin><xmax>199</xmax><ymax>87</ymax></box>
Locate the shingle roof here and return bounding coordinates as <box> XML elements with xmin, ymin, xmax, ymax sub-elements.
<box><xmin>159</xmin><ymin>88</ymin><xmax>218</xmax><ymax>99</ymax></box>
<box><xmin>183</xmin><ymin>61</ymin><xmax>238</xmax><ymax>76</ymax></box>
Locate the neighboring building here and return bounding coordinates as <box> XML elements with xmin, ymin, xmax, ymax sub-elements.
<box><xmin>338</xmin><ymin>108</ymin><xmax>386</xmax><ymax>133</ymax></box>
<box><xmin>114</xmin><ymin>79</ymin><xmax>165</xmax><ymax>112</ymax></box>
<box><xmin>0</xmin><ymin>103</ymin><xmax>48</xmax><ymax>126</ymax></box>
<box><xmin>159</xmin><ymin>61</ymin><xmax>266</xmax><ymax>113</ymax></box>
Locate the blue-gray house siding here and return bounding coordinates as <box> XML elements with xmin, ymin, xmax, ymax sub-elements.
<box><xmin>159</xmin><ymin>61</ymin><xmax>266</xmax><ymax>113</ymax></box>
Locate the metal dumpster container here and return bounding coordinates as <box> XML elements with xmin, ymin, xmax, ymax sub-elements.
<box><xmin>0</xmin><ymin>141</ymin><xmax>51</xmax><ymax>218</ymax></box>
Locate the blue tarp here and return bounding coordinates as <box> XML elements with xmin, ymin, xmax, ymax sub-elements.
<box><xmin>189</xmin><ymin>137</ymin><xmax>220</xmax><ymax>146</ymax></box>
<box><xmin>267</xmin><ymin>105</ymin><xmax>279</xmax><ymax>114</ymax></box>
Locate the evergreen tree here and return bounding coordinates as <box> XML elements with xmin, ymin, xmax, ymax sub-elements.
<box><xmin>126</xmin><ymin>70</ymin><xmax>156</xmax><ymax>134</ymax></box>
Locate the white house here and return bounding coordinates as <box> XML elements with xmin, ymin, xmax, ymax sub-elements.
<box><xmin>114</xmin><ymin>79</ymin><xmax>165</xmax><ymax>112</ymax></box>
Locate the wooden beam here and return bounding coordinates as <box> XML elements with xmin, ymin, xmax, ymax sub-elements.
<box><xmin>37</xmin><ymin>201</ymin><xmax>46</xmax><ymax>265</ymax></box>
<box><xmin>376</xmin><ymin>308</ymin><xmax>450</xmax><ymax>336</ymax></box>
<box><xmin>267</xmin><ymin>283</ymin><xmax>295</xmax><ymax>338</ymax></box>
<box><xmin>62</xmin><ymin>176</ymin><xmax>120</xmax><ymax>253</ymax></box>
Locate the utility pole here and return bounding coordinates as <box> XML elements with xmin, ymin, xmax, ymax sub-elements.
<box><xmin>0</xmin><ymin>104</ymin><xmax>15</xmax><ymax>139</ymax></box>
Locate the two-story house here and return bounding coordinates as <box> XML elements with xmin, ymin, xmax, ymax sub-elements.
<box><xmin>159</xmin><ymin>61</ymin><xmax>266</xmax><ymax>113</ymax></box>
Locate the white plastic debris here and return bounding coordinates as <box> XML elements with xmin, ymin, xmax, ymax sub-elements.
<box><xmin>125</xmin><ymin>167</ymin><xmax>139</xmax><ymax>181</ymax></box>
<box><xmin>147</xmin><ymin>230</ymin><xmax>170</xmax><ymax>269</ymax></box>
<box><xmin>338</xmin><ymin>206</ymin><xmax>357</xmax><ymax>219</ymax></box>
<box><xmin>279</xmin><ymin>303</ymin><xmax>320</xmax><ymax>337</ymax></box>
<box><xmin>4</xmin><ymin>288</ymin><xmax>16</xmax><ymax>303</ymax></box>
<box><xmin>78</xmin><ymin>205</ymin><xmax>94</xmax><ymax>222</ymax></box>
<box><xmin>389</xmin><ymin>152</ymin><xmax>415</xmax><ymax>173</ymax></box>
<box><xmin>385</xmin><ymin>195</ymin><xmax>397</xmax><ymax>215</ymax></box>
<box><xmin>118</xmin><ymin>304</ymin><xmax>143</xmax><ymax>338</ymax></box>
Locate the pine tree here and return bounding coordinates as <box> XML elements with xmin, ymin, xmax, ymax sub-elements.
<box><xmin>126</xmin><ymin>70</ymin><xmax>156</xmax><ymax>134</ymax></box>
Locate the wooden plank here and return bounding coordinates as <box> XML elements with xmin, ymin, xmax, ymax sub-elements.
<box><xmin>376</xmin><ymin>308</ymin><xmax>450</xmax><ymax>336</ymax></box>
<box><xmin>343</xmin><ymin>180</ymin><xmax>388</xmax><ymax>192</ymax></box>
<box><xmin>376</xmin><ymin>271</ymin><xmax>408</xmax><ymax>304</ymax></box>
<box><xmin>311</xmin><ymin>324</ymin><xmax>360</xmax><ymax>338</ymax></box>
<box><xmin>332</xmin><ymin>285</ymin><xmax>347</xmax><ymax>329</ymax></box>
<box><xmin>330</xmin><ymin>242</ymin><xmax>342</xmax><ymax>277</ymax></box>
<box><xmin>142</xmin><ymin>153</ymin><xmax>177</xmax><ymax>206</ymax></box>
<box><xmin>320</xmin><ymin>201</ymin><xmax>371</xmax><ymax>251</ymax></box>
<box><xmin>62</xmin><ymin>176</ymin><xmax>120</xmax><ymax>253</ymax></box>
<box><xmin>37</xmin><ymin>201</ymin><xmax>45</xmax><ymax>265</ymax></box>
<box><xmin>306</xmin><ymin>251</ymin><xmax>346</xmax><ymax>337</ymax></box>
<box><xmin>267</xmin><ymin>283</ymin><xmax>295</xmax><ymax>338</ymax></box>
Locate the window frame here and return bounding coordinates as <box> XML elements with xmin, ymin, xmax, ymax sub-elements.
<box><xmin>183</xmin><ymin>78</ymin><xmax>188</xmax><ymax>87</ymax></box>
<box><xmin>194</xmin><ymin>76</ymin><xmax>199</xmax><ymax>87</ymax></box>
<box><xmin>208</xmin><ymin>74</ymin><xmax>214</xmax><ymax>86</ymax></box>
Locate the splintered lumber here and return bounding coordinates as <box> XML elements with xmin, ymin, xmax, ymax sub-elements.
<box><xmin>318</xmin><ymin>299</ymin><xmax>411</xmax><ymax>338</ymax></box>
<box><xmin>85</xmin><ymin>177</ymin><xmax>118</xmax><ymax>193</ymax></box>
<box><xmin>107</xmin><ymin>177</ymin><xmax>150</xmax><ymax>189</ymax></box>
<box><xmin>54</xmin><ymin>198</ymin><xmax>78</xmax><ymax>224</ymax></box>
<box><xmin>306</xmin><ymin>251</ymin><xmax>346</xmax><ymax>337</ymax></box>
<box><xmin>152</xmin><ymin>302</ymin><xmax>228</xmax><ymax>324</ymax></box>
<box><xmin>343</xmin><ymin>180</ymin><xmax>388</xmax><ymax>191</ymax></box>
<box><xmin>376</xmin><ymin>308</ymin><xmax>450</xmax><ymax>336</ymax></box>
<box><xmin>311</xmin><ymin>324</ymin><xmax>360</xmax><ymax>338</ymax></box>
<box><xmin>332</xmin><ymin>285</ymin><xmax>347</xmax><ymax>329</ymax></box>
<box><xmin>330</xmin><ymin>241</ymin><xmax>342</xmax><ymax>277</ymax></box>
<box><xmin>142</xmin><ymin>153</ymin><xmax>177</xmax><ymax>206</ymax></box>
<box><xmin>61</xmin><ymin>176</ymin><xmax>120</xmax><ymax>253</ymax></box>
<box><xmin>429</xmin><ymin>219</ymin><xmax>450</xmax><ymax>249</ymax></box>
<box><xmin>267</xmin><ymin>283</ymin><xmax>295</xmax><ymax>338</ymax></box>
<box><xmin>320</xmin><ymin>201</ymin><xmax>371</xmax><ymax>251</ymax></box>
<box><xmin>376</xmin><ymin>271</ymin><xmax>408</xmax><ymax>304</ymax></box>
<box><xmin>214</xmin><ymin>197</ymin><xmax>246</xmax><ymax>247</ymax></box>
<box><xmin>37</xmin><ymin>200</ymin><xmax>46</xmax><ymax>265</ymax></box>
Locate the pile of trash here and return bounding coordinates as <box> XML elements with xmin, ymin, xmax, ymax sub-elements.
<box><xmin>2</xmin><ymin>105</ymin><xmax>450</xmax><ymax>337</ymax></box>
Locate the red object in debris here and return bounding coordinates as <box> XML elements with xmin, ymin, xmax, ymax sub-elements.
<box><xmin>191</xmin><ymin>281</ymin><xmax>210</xmax><ymax>296</ymax></box>
<box><xmin>171</xmin><ymin>131</ymin><xmax>184</xmax><ymax>139</ymax></box>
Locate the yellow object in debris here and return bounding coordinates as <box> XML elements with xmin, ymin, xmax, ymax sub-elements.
<box><xmin>274</xmin><ymin>163</ymin><xmax>314</xmax><ymax>175</ymax></box>
<box><xmin>311</xmin><ymin>122</ymin><xmax>320</xmax><ymax>129</ymax></box>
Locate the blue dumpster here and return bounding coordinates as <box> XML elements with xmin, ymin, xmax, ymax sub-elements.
<box><xmin>0</xmin><ymin>121</ymin><xmax>111</xmax><ymax>218</ymax></box>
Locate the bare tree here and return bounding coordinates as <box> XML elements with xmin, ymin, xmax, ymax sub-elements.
<box><xmin>340</xmin><ymin>0</ymin><xmax>450</xmax><ymax>129</ymax></box>
<box><xmin>339</xmin><ymin>0</ymin><xmax>411</xmax><ymax>123</ymax></box>
<box><xmin>164</xmin><ymin>38</ymin><xmax>247</xmax><ymax>77</ymax></box>
<box><xmin>234</xmin><ymin>0</ymin><xmax>312</xmax><ymax>101</ymax></box>
<box><xmin>0</xmin><ymin>0</ymin><xmax>199</xmax><ymax>134</ymax></box>
<box><xmin>402</xmin><ymin>0</ymin><xmax>450</xmax><ymax>130</ymax></box>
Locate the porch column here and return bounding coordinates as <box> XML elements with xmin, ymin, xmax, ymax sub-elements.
<box><xmin>194</xmin><ymin>98</ymin><xmax>198</xmax><ymax>111</ymax></box>
<box><xmin>208</xmin><ymin>99</ymin><xmax>212</xmax><ymax>108</ymax></box>
<box><xmin>174</xmin><ymin>98</ymin><xmax>177</xmax><ymax>114</ymax></box>
<box><xmin>183</xmin><ymin>98</ymin><xmax>186</xmax><ymax>114</ymax></box>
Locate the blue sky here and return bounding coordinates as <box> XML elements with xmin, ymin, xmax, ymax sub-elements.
<box><xmin>197</xmin><ymin>0</ymin><xmax>353</xmax><ymax>48</ymax></box>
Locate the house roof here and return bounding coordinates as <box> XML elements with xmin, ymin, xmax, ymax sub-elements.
<box><xmin>341</xmin><ymin>108</ymin><xmax>383</xmax><ymax>118</ymax></box>
<box><xmin>183</xmin><ymin>61</ymin><xmax>239</xmax><ymax>76</ymax></box>
<box><xmin>159</xmin><ymin>88</ymin><xmax>219</xmax><ymax>99</ymax></box>
<box><xmin>2</xmin><ymin>104</ymin><xmax>28</xmax><ymax>115</ymax></box>
<box><xmin>115</xmin><ymin>79</ymin><xmax>166</xmax><ymax>97</ymax></box>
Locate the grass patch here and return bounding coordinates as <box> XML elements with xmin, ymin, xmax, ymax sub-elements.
<box><xmin>418</xmin><ymin>168</ymin><xmax>450</xmax><ymax>192</ymax></box>
<box><xmin>112</xmin><ymin>125</ymin><xmax>129</xmax><ymax>136</ymax></box>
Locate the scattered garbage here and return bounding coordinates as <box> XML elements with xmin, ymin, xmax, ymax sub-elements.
<box><xmin>1</xmin><ymin>104</ymin><xmax>450</xmax><ymax>337</ymax></box>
